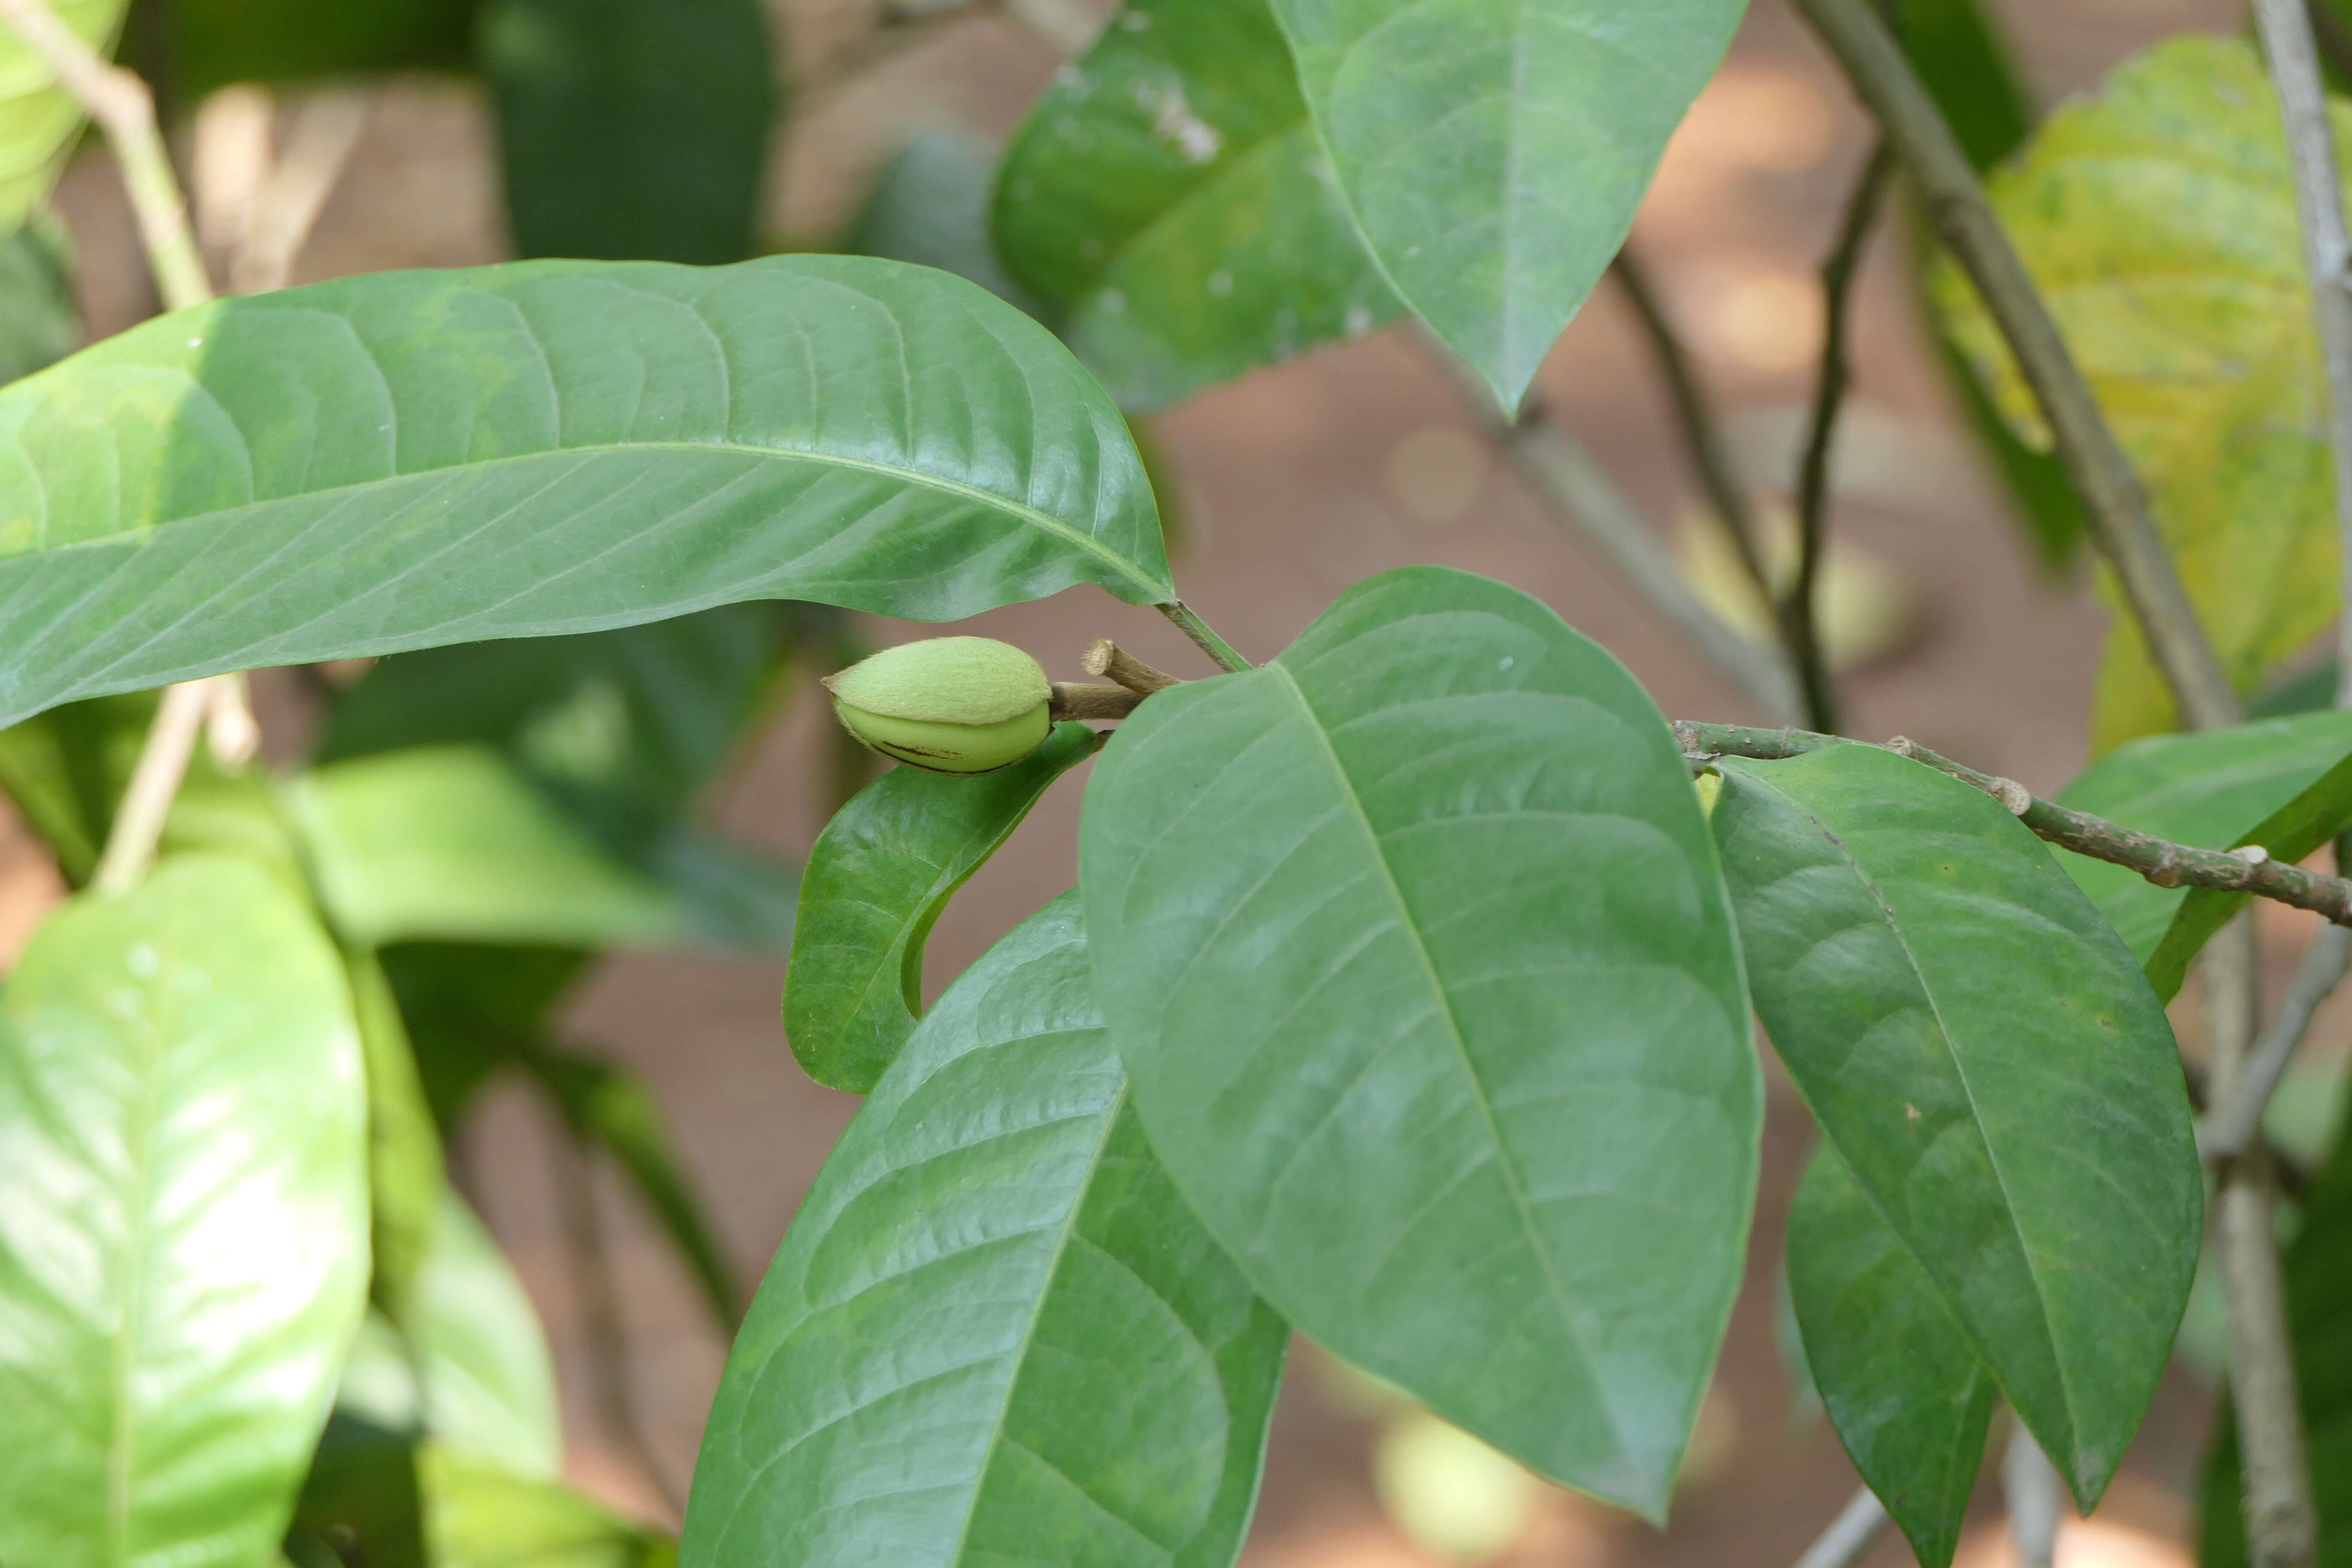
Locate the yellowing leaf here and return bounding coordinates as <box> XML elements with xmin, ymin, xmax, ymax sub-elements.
<box><xmin>1935</xmin><ymin>37</ymin><xmax>2343</xmax><ymax>750</ymax></box>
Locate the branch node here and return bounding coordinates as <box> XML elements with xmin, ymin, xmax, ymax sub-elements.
<box><xmin>1083</xmin><ymin>639</ymin><xmax>1181</xmax><ymax>695</ymax></box>
<box><xmin>1991</xmin><ymin>777</ymin><xmax>2032</xmax><ymax>817</ymax></box>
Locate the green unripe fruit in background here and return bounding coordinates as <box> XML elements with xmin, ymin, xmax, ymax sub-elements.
<box><xmin>825</xmin><ymin>637</ymin><xmax>1054</xmax><ymax>775</ymax></box>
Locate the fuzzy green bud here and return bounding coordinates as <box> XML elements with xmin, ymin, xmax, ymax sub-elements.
<box><xmin>826</xmin><ymin>637</ymin><xmax>1053</xmax><ymax>775</ymax></box>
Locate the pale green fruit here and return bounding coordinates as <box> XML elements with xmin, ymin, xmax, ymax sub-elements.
<box><xmin>825</xmin><ymin>637</ymin><xmax>1053</xmax><ymax>775</ymax></box>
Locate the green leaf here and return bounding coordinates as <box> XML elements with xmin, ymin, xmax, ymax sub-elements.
<box><xmin>289</xmin><ymin>744</ymin><xmax>797</xmax><ymax>952</ymax></box>
<box><xmin>317</xmin><ymin>603</ymin><xmax>795</xmax><ymax>839</ymax></box>
<box><xmin>478</xmin><ymin>0</ymin><xmax>776</xmax><ymax>264</ymax></box>
<box><xmin>0</xmin><ymin>855</ymin><xmax>371</xmax><ymax>1568</ymax></box>
<box><xmin>846</xmin><ymin>131</ymin><xmax>1047</xmax><ymax>318</ymax></box>
<box><xmin>0</xmin><ymin>0</ymin><xmax>126</xmax><ymax>226</ymax></box>
<box><xmin>1933</xmin><ymin>37</ymin><xmax>2347</xmax><ymax>748</ymax></box>
<box><xmin>0</xmin><ymin>690</ymin><xmax>150</xmax><ymax>884</ymax></box>
<box><xmin>992</xmin><ymin>0</ymin><xmax>1399</xmax><ymax>411</ymax></box>
<box><xmin>346</xmin><ymin>945</ymin><xmax>450</xmax><ymax>1329</ymax></box>
<box><xmin>1080</xmin><ymin>565</ymin><xmax>1758</xmax><ymax>1516</ymax></box>
<box><xmin>335</xmin><ymin>1188</ymin><xmax>564</xmax><ymax>1476</ymax></box>
<box><xmin>300</xmin><ymin>1433</ymin><xmax>674</xmax><ymax>1568</ymax></box>
<box><xmin>2150</xmin><ymin>765</ymin><xmax>2352</xmax><ymax>1002</ymax></box>
<box><xmin>1710</xmin><ymin>746</ymin><xmax>2201</xmax><ymax>1507</ymax></box>
<box><xmin>2199</xmin><ymin>1120</ymin><xmax>2352</xmax><ymax>1568</ymax></box>
<box><xmin>784</xmin><ymin>719</ymin><xmax>1095</xmax><ymax>1093</ymax></box>
<box><xmin>0</xmin><ymin>254</ymin><xmax>1174</xmax><ymax>729</ymax></box>
<box><xmin>527</xmin><ymin>1047</ymin><xmax>742</xmax><ymax>1333</ymax></box>
<box><xmin>0</xmin><ymin>215</ymin><xmax>77</xmax><ymax>386</ymax></box>
<box><xmin>2052</xmin><ymin>711</ymin><xmax>2352</xmax><ymax>996</ymax></box>
<box><xmin>143</xmin><ymin>0</ymin><xmax>474</xmax><ymax>101</ymax></box>
<box><xmin>1269</xmin><ymin>0</ymin><xmax>1747</xmax><ymax>410</ymax></box>
<box><xmin>682</xmin><ymin>892</ymin><xmax>1289</xmax><ymax>1565</ymax></box>
<box><xmin>1787</xmin><ymin>1149</ymin><xmax>1994</xmax><ymax>1568</ymax></box>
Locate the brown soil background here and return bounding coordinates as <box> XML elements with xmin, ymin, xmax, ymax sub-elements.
<box><xmin>4</xmin><ymin>0</ymin><xmax>2319</xmax><ymax>1563</ymax></box>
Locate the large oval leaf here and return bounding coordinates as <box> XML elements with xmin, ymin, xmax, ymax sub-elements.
<box><xmin>992</xmin><ymin>0</ymin><xmax>1398</xmax><ymax>410</ymax></box>
<box><xmin>1270</xmin><ymin>0</ymin><xmax>1748</xmax><ymax>410</ymax></box>
<box><xmin>0</xmin><ymin>855</ymin><xmax>370</xmax><ymax>1568</ymax></box>
<box><xmin>1080</xmin><ymin>566</ymin><xmax>1758</xmax><ymax>1516</ymax></box>
<box><xmin>682</xmin><ymin>892</ymin><xmax>1288</xmax><ymax>1565</ymax></box>
<box><xmin>784</xmin><ymin>720</ymin><xmax>1096</xmax><ymax>1093</ymax></box>
<box><xmin>0</xmin><ymin>254</ymin><xmax>1173</xmax><ymax>728</ymax></box>
<box><xmin>1788</xmin><ymin>1148</ymin><xmax>1994</xmax><ymax>1568</ymax></box>
<box><xmin>0</xmin><ymin>0</ymin><xmax>125</xmax><ymax>226</ymax></box>
<box><xmin>1711</xmin><ymin>746</ymin><xmax>2200</xmax><ymax>1507</ymax></box>
<box><xmin>1935</xmin><ymin>37</ymin><xmax>2350</xmax><ymax>747</ymax></box>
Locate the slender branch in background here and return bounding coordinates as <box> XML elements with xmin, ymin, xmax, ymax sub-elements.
<box><xmin>1418</xmin><ymin>328</ymin><xmax>1807</xmax><ymax>724</ymax></box>
<box><xmin>1156</xmin><ymin>601</ymin><xmax>1252</xmax><ymax>673</ymax></box>
<box><xmin>89</xmin><ymin>680</ymin><xmax>216</xmax><ymax>895</ymax></box>
<box><xmin>552</xmin><ymin>1131</ymin><xmax>686</xmax><ymax>1520</ymax></box>
<box><xmin>233</xmin><ymin>90</ymin><xmax>368</xmax><ymax>294</ymax></box>
<box><xmin>998</xmin><ymin>0</ymin><xmax>1099</xmax><ymax>55</ymax></box>
<box><xmin>2206</xmin><ymin>914</ymin><xmax>2320</xmax><ymax>1568</ymax></box>
<box><xmin>1785</xmin><ymin>140</ymin><xmax>1896</xmax><ymax>735</ymax></box>
<box><xmin>0</xmin><ymin>0</ymin><xmax>209</xmax><ymax>310</ymax></box>
<box><xmin>2002</xmin><ymin>1425</ymin><xmax>2064</xmax><ymax>1568</ymax></box>
<box><xmin>1609</xmin><ymin>248</ymin><xmax>1774</xmax><ymax>600</ymax></box>
<box><xmin>2200</xmin><ymin>924</ymin><xmax>2352</xmax><ymax>1164</ymax></box>
<box><xmin>1674</xmin><ymin>721</ymin><xmax>2352</xmax><ymax>922</ymax></box>
<box><xmin>1788</xmin><ymin>1486</ymin><xmax>1892</xmax><ymax>1568</ymax></box>
<box><xmin>1790</xmin><ymin>0</ymin><xmax>2239</xmax><ymax>732</ymax></box>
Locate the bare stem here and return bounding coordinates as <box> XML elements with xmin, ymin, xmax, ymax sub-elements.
<box><xmin>1791</xmin><ymin>0</ymin><xmax>2238</xmax><ymax>732</ymax></box>
<box><xmin>552</xmin><ymin>1131</ymin><xmax>686</xmax><ymax>1520</ymax></box>
<box><xmin>1609</xmin><ymin>247</ymin><xmax>1773</xmax><ymax>600</ymax></box>
<box><xmin>1084</xmin><ymin>638</ymin><xmax>1181</xmax><ymax>695</ymax></box>
<box><xmin>1674</xmin><ymin>721</ymin><xmax>2352</xmax><ymax>923</ymax></box>
<box><xmin>1155</xmin><ymin>602</ymin><xmax>1251</xmax><ymax>674</ymax></box>
<box><xmin>1048</xmin><ymin>681</ymin><xmax>1145</xmax><ymax>720</ymax></box>
<box><xmin>2003</xmin><ymin>1424</ymin><xmax>2064</xmax><ymax>1568</ymax></box>
<box><xmin>2200</xmin><ymin>923</ymin><xmax>2351</xmax><ymax>1164</ymax></box>
<box><xmin>0</xmin><ymin>0</ymin><xmax>210</xmax><ymax>311</ymax></box>
<box><xmin>1789</xmin><ymin>1487</ymin><xmax>1892</xmax><ymax>1568</ymax></box>
<box><xmin>89</xmin><ymin>680</ymin><xmax>216</xmax><ymax>895</ymax></box>
<box><xmin>1785</xmin><ymin>141</ymin><xmax>1895</xmax><ymax>736</ymax></box>
<box><xmin>2206</xmin><ymin>913</ymin><xmax>2319</xmax><ymax>1568</ymax></box>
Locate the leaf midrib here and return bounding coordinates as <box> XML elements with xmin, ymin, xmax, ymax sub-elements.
<box><xmin>1267</xmin><ymin>660</ymin><xmax>1630</xmax><ymax>1457</ymax></box>
<box><xmin>1745</xmin><ymin>767</ymin><xmax>2082</xmax><ymax>1469</ymax></box>
<box><xmin>9</xmin><ymin>438</ymin><xmax>1168</xmax><ymax>601</ymax></box>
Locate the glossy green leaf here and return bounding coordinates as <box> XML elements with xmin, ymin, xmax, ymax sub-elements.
<box><xmin>0</xmin><ymin>0</ymin><xmax>125</xmax><ymax>226</ymax></box>
<box><xmin>2200</xmin><ymin>1118</ymin><xmax>2352</xmax><ymax>1568</ymax></box>
<box><xmin>1081</xmin><ymin>565</ymin><xmax>1758</xmax><ymax>1516</ymax></box>
<box><xmin>336</xmin><ymin>1188</ymin><xmax>564</xmax><ymax>1476</ymax></box>
<box><xmin>317</xmin><ymin>603</ymin><xmax>796</xmax><ymax>841</ymax></box>
<box><xmin>0</xmin><ymin>254</ymin><xmax>1174</xmax><ymax>729</ymax></box>
<box><xmin>992</xmin><ymin>0</ymin><xmax>1398</xmax><ymax>411</ymax></box>
<box><xmin>1934</xmin><ymin>37</ymin><xmax>2348</xmax><ymax>748</ymax></box>
<box><xmin>784</xmin><ymin>719</ymin><xmax>1095</xmax><ymax>1093</ymax></box>
<box><xmin>682</xmin><ymin>892</ymin><xmax>1289</xmax><ymax>1566</ymax></box>
<box><xmin>300</xmin><ymin>1432</ymin><xmax>674</xmax><ymax>1568</ymax></box>
<box><xmin>478</xmin><ymin>0</ymin><xmax>775</xmax><ymax>264</ymax></box>
<box><xmin>0</xmin><ymin>856</ymin><xmax>370</xmax><ymax>1568</ymax></box>
<box><xmin>1269</xmin><ymin>0</ymin><xmax>1747</xmax><ymax>410</ymax></box>
<box><xmin>1710</xmin><ymin>746</ymin><xmax>2200</xmax><ymax>1507</ymax></box>
<box><xmin>847</xmin><ymin>131</ymin><xmax>1046</xmax><ymax>318</ymax></box>
<box><xmin>1787</xmin><ymin>1149</ymin><xmax>1994</xmax><ymax>1568</ymax></box>
<box><xmin>289</xmin><ymin>744</ymin><xmax>797</xmax><ymax>952</ymax></box>
<box><xmin>527</xmin><ymin>1047</ymin><xmax>742</xmax><ymax>1333</ymax></box>
<box><xmin>0</xmin><ymin>216</ymin><xmax>77</xmax><ymax>386</ymax></box>
<box><xmin>2053</xmin><ymin>711</ymin><xmax>2352</xmax><ymax>965</ymax></box>
<box><xmin>144</xmin><ymin>0</ymin><xmax>474</xmax><ymax>101</ymax></box>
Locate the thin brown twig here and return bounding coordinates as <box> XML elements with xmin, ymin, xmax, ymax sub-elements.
<box><xmin>1790</xmin><ymin>0</ymin><xmax>2239</xmax><ymax>733</ymax></box>
<box><xmin>1609</xmin><ymin>247</ymin><xmax>1773</xmax><ymax>600</ymax></box>
<box><xmin>1048</xmin><ymin>682</ymin><xmax>1144</xmax><ymax>720</ymax></box>
<box><xmin>1084</xmin><ymin>639</ymin><xmax>1180</xmax><ymax>695</ymax></box>
<box><xmin>0</xmin><ymin>0</ymin><xmax>209</xmax><ymax>311</ymax></box>
<box><xmin>1672</xmin><ymin>721</ymin><xmax>2352</xmax><ymax>924</ymax></box>
<box><xmin>1788</xmin><ymin>1487</ymin><xmax>1893</xmax><ymax>1568</ymax></box>
<box><xmin>1785</xmin><ymin>140</ymin><xmax>1896</xmax><ymax>736</ymax></box>
<box><xmin>2206</xmin><ymin>913</ymin><xmax>2318</xmax><ymax>1568</ymax></box>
